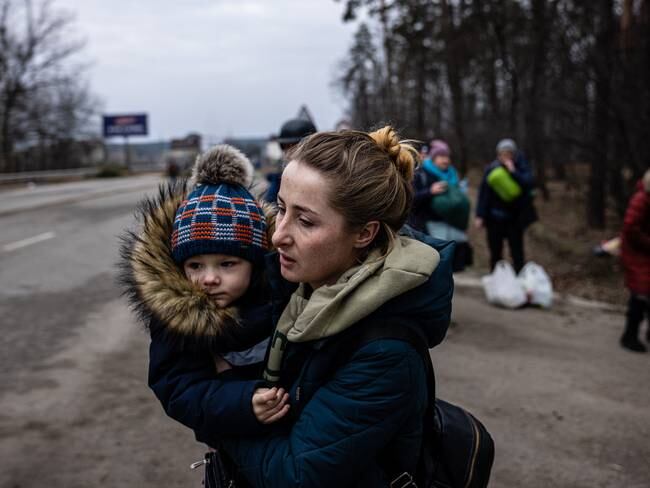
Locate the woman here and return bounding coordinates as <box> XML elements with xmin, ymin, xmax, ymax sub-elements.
<box><xmin>475</xmin><ymin>138</ymin><xmax>536</xmax><ymax>273</ymax></box>
<box><xmin>619</xmin><ymin>169</ymin><xmax>650</xmax><ymax>352</ymax></box>
<box><xmin>410</xmin><ymin>139</ymin><xmax>461</xmax><ymax>232</ymax></box>
<box><xmin>148</xmin><ymin>127</ymin><xmax>455</xmax><ymax>487</ymax></box>
<box><xmin>410</xmin><ymin>139</ymin><xmax>471</xmax><ymax>271</ymax></box>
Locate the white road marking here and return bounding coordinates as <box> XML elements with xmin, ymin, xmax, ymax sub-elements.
<box><xmin>3</xmin><ymin>231</ymin><xmax>56</xmax><ymax>252</ymax></box>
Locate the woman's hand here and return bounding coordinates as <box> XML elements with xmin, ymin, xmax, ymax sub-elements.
<box><xmin>252</xmin><ymin>387</ymin><xmax>290</xmax><ymax>424</ymax></box>
<box><xmin>430</xmin><ymin>181</ymin><xmax>448</xmax><ymax>195</ymax></box>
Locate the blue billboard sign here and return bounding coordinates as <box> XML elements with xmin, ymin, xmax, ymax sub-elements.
<box><xmin>103</xmin><ymin>114</ymin><xmax>148</xmax><ymax>137</ymax></box>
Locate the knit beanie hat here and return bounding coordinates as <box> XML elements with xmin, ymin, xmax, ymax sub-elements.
<box><xmin>496</xmin><ymin>138</ymin><xmax>517</xmax><ymax>154</ymax></box>
<box><xmin>171</xmin><ymin>145</ymin><xmax>268</xmax><ymax>265</ymax></box>
<box><xmin>429</xmin><ymin>139</ymin><xmax>451</xmax><ymax>159</ymax></box>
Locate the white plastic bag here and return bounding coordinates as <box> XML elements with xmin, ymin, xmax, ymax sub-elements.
<box><xmin>481</xmin><ymin>261</ymin><xmax>528</xmax><ymax>309</ymax></box>
<box><xmin>518</xmin><ymin>262</ymin><xmax>553</xmax><ymax>308</ymax></box>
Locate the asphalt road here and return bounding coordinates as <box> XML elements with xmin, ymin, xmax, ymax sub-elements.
<box><xmin>0</xmin><ymin>176</ymin><xmax>204</xmax><ymax>487</ymax></box>
<box><xmin>0</xmin><ymin>176</ymin><xmax>648</xmax><ymax>488</ymax></box>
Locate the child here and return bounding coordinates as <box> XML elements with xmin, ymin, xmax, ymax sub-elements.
<box><xmin>120</xmin><ymin>144</ymin><xmax>290</xmax><ymax>437</ymax></box>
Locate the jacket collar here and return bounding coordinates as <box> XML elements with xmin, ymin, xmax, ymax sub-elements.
<box><xmin>275</xmin><ymin>236</ymin><xmax>440</xmax><ymax>344</ymax></box>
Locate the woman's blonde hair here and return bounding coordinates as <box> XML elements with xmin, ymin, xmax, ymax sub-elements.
<box><xmin>286</xmin><ymin>126</ymin><xmax>418</xmax><ymax>253</ymax></box>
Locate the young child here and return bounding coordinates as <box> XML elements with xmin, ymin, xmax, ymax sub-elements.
<box><xmin>120</xmin><ymin>144</ymin><xmax>290</xmax><ymax>437</ymax></box>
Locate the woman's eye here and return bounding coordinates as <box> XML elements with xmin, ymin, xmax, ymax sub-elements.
<box><xmin>277</xmin><ymin>206</ymin><xmax>286</xmax><ymax>216</ymax></box>
<box><xmin>187</xmin><ymin>262</ymin><xmax>202</xmax><ymax>270</ymax></box>
<box><xmin>299</xmin><ymin>218</ymin><xmax>314</xmax><ymax>228</ymax></box>
<box><xmin>221</xmin><ymin>261</ymin><xmax>236</xmax><ymax>268</ymax></box>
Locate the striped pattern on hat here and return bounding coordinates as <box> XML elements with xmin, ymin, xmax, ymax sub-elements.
<box><xmin>171</xmin><ymin>183</ymin><xmax>268</xmax><ymax>265</ymax></box>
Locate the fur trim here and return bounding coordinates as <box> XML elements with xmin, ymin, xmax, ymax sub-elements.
<box><xmin>118</xmin><ymin>179</ymin><xmax>276</xmax><ymax>350</ymax></box>
<box><xmin>188</xmin><ymin>144</ymin><xmax>253</xmax><ymax>188</ymax></box>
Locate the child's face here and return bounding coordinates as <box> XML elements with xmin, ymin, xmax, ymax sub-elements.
<box><xmin>183</xmin><ymin>254</ymin><xmax>253</xmax><ymax>308</ymax></box>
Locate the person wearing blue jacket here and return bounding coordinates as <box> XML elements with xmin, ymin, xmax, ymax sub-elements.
<box><xmin>146</xmin><ymin>126</ymin><xmax>455</xmax><ymax>487</ymax></box>
<box><xmin>119</xmin><ymin>144</ymin><xmax>294</xmax><ymax>442</ymax></box>
<box><xmin>475</xmin><ymin>138</ymin><xmax>537</xmax><ymax>273</ymax></box>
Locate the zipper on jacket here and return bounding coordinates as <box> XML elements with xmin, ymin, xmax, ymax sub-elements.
<box><xmin>464</xmin><ymin>411</ymin><xmax>481</xmax><ymax>488</ymax></box>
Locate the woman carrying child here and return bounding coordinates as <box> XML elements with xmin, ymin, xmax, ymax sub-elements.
<box><xmin>135</xmin><ymin>127</ymin><xmax>455</xmax><ymax>487</ymax></box>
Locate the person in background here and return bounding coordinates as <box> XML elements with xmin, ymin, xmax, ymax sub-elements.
<box><xmin>410</xmin><ymin>139</ymin><xmax>472</xmax><ymax>271</ymax></box>
<box><xmin>419</xmin><ymin>143</ymin><xmax>430</xmax><ymax>164</ymax></box>
<box><xmin>475</xmin><ymin>138</ymin><xmax>537</xmax><ymax>273</ymax></box>
<box><xmin>265</xmin><ymin>118</ymin><xmax>316</xmax><ymax>204</ymax></box>
<box><xmin>411</xmin><ymin>139</ymin><xmax>460</xmax><ymax>231</ymax></box>
<box><xmin>166</xmin><ymin>157</ymin><xmax>180</xmax><ymax>184</ymax></box>
<box><xmin>619</xmin><ymin>169</ymin><xmax>650</xmax><ymax>353</ymax></box>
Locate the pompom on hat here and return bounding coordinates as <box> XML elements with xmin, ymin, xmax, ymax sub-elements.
<box><xmin>171</xmin><ymin>145</ymin><xmax>268</xmax><ymax>265</ymax></box>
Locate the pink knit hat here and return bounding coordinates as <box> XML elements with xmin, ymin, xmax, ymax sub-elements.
<box><xmin>429</xmin><ymin>139</ymin><xmax>450</xmax><ymax>159</ymax></box>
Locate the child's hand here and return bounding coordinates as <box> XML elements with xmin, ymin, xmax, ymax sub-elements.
<box><xmin>252</xmin><ymin>387</ymin><xmax>290</xmax><ymax>424</ymax></box>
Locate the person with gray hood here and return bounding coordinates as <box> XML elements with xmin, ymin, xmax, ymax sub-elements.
<box><xmin>475</xmin><ymin>138</ymin><xmax>537</xmax><ymax>273</ymax></box>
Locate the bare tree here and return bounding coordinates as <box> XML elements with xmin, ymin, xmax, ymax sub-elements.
<box><xmin>0</xmin><ymin>0</ymin><xmax>98</xmax><ymax>172</ymax></box>
<box><xmin>334</xmin><ymin>0</ymin><xmax>650</xmax><ymax>228</ymax></box>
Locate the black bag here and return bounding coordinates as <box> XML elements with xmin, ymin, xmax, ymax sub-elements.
<box><xmin>352</xmin><ymin>321</ymin><xmax>495</xmax><ymax>488</ymax></box>
<box><xmin>424</xmin><ymin>399</ymin><xmax>495</xmax><ymax>488</ymax></box>
<box><xmin>191</xmin><ymin>449</ymin><xmax>239</xmax><ymax>488</ymax></box>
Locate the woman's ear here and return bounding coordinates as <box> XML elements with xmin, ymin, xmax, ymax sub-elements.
<box><xmin>353</xmin><ymin>221</ymin><xmax>380</xmax><ymax>249</ymax></box>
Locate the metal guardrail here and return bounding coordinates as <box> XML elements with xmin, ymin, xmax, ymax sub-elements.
<box><xmin>0</xmin><ymin>167</ymin><xmax>99</xmax><ymax>183</ymax></box>
<box><xmin>0</xmin><ymin>164</ymin><xmax>164</xmax><ymax>184</ymax></box>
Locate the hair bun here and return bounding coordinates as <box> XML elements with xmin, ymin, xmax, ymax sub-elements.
<box><xmin>368</xmin><ymin>126</ymin><xmax>417</xmax><ymax>182</ymax></box>
<box><xmin>189</xmin><ymin>144</ymin><xmax>254</xmax><ymax>188</ymax></box>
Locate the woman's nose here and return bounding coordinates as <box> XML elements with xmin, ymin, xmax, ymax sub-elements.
<box><xmin>272</xmin><ymin>217</ymin><xmax>292</xmax><ymax>248</ymax></box>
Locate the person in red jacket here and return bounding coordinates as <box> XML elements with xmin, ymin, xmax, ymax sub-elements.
<box><xmin>620</xmin><ymin>169</ymin><xmax>650</xmax><ymax>352</ymax></box>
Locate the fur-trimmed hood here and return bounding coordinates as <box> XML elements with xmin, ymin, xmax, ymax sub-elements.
<box><xmin>118</xmin><ymin>181</ymin><xmax>276</xmax><ymax>349</ymax></box>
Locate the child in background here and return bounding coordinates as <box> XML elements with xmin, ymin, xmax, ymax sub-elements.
<box><xmin>120</xmin><ymin>144</ymin><xmax>290</xmax><ymax>438</ymax></box>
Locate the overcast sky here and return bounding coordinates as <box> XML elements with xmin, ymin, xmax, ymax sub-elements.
<box><xmin>56</xmin><ymin>0</ymin><xmax>359</xmax><ymax>142</ymax></box>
